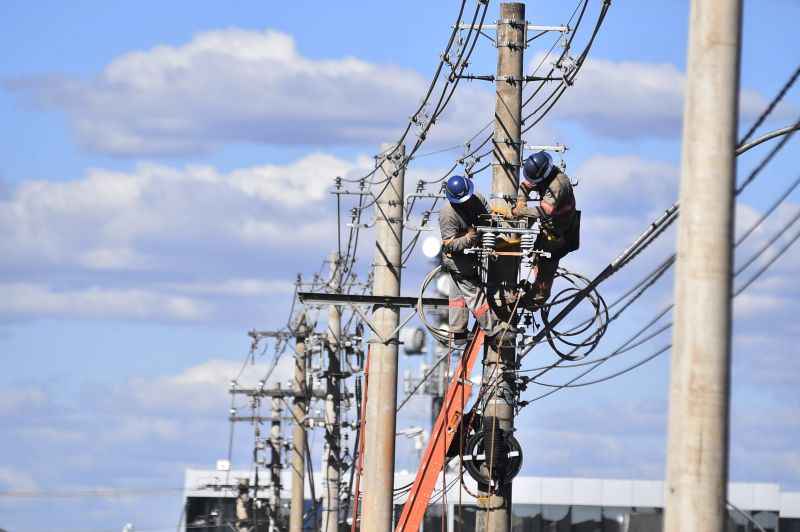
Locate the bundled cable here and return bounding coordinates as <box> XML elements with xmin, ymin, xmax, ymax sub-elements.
<box><xmin>538</xmin><ymin>268</ymin><xmax>608</xmax><ymax>361</ymax></box>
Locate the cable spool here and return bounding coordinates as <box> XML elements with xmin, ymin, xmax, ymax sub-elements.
<box><xmin>462</xmin><ymin>430</ymin><xmax>523</xmax><ymax>485</ymax></box>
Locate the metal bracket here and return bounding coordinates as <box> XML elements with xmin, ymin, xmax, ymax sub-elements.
<box><xmin>456</xmin><ymin>22</ymin><xmax>569</xmax><ymax>50</ymax></box>
<box><xmin>456</xmin><ymin>23</ymin><xmax>569</xmax><ymax>33</ymax></box>
<box><xmin>524</xmin><ymin>143</ymin><xmax>568</xmax><ymax>153</ymax></box>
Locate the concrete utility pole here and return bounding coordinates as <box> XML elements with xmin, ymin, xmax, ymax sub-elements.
<box><xmin>479</xmin><ymin>4</ymin><xmax>524</xmax><ymax>532</ymax></box>
<box><xmin>322</xmin><ymin>253</ymin><xmax>343</xmax><ymax>532</ymax></box>
<box><xmin>361</xmin><ymin>144</ymin><xmax>405</xmax><ymax>532</ymax></box>
<box><xmin>289</xmin><ymin>324</ymin><xmax>309</xmax><ymax>532</ymax></box>
<box><xmin>269</xmin><ymin>395</ymin><xmax>283</xmax><ymax>532</ymax></box>
<box><xmin>664</xmin><ymin>2</ymin><xmax>741</xmax><ymax>532</ymax></box>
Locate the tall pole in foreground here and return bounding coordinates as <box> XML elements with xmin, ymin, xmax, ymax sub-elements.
<box><xmin>361</xmin><ymin>144</ymin><xmax>405</xmax><ymax>532</ymax></box>
<box><xmin>479</xmin><ymin>4</ymin><xmax>524</xmax><ymax>532</ymax></box>
<box><xmin>289</xmin><ymin>322</ymin><xmax>309</xmax><ymax>532</ymax></box>
<box><xmin>664</xmin><ymin>2</ymin><xmax>741</xmax><ymax>532</ymax></box>
<box><xmin>323</xmin><ymin>253</ymin><xmax>343</xmax><ymax>532</ymax></box>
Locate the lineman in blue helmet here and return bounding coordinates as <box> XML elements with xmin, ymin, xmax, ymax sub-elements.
<box><xmin>439</xmin><ymin>175</ymin><xmax>508</xmax><ymax>343</ymax></box>
<box><xmin>512</xmin><ymin>151</ymin><xmax>580</xmax><ymax>305</ymax></box>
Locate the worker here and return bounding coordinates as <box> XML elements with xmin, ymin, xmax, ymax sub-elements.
<box><xmin>439</xmin><ymin>174</ymin><xmax>511</xmax><ymax>343</ymax></box>
<box><xmin>511</xmin><ymin>151</ymin><xmax>580</xmax><ymax>306</ymax></box>
<box><xmin>235</xmin><ymin>478</ymin><xmax>251</xmax><ymax>532</ymax></box>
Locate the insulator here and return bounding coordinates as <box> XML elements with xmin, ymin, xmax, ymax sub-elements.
<box><xmin>520</xmin><ymin>232</ymin><xmax>537</xmax><ymax>267</ymax></box>
<box><xmin>520</xmin><ymin>233</ymin><xmax>535</xmax><ymax>252</ymax></box>
<box><xmin>482</xmin><ymin>232</ymin><xmax>496</xmax><ymax>250</ymax></box>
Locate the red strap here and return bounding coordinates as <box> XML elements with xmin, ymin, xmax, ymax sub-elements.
<box><xmin>448</xmin><ymin>298</ymin><xmax>466</xmax><ymax>308</ymax></box>
<box><xmin>474</xmin><ymin>303</ymin><xmax>490</xmax><ymax>317</ymax></box>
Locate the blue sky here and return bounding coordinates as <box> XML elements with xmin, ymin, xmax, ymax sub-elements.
<box><xmin>1</xmin><ymin>1</ymin><xmax>799</xmax><ymax>531</ymax></box>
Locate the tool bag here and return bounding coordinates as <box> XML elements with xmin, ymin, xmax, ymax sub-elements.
<box><xmin>563</xmin><ymin>210</ymin><xmax>581</xmax><ymax>255</ymax></box>
<box><xmin>538</xmin><ymin>209</ymin><xmax>580</xmax><ymax>260</ymax></box>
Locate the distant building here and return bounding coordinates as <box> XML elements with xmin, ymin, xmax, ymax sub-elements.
<box><xmin>183</xmin><ymin>467</ymin><xmax>800</xmax><ymax>531</ymax></box>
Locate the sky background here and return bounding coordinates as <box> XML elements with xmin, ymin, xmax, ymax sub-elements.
<box><xmin>1</xmin><ymin>1</ymin><xmax>800</xmax><ymax>531</ymax></box>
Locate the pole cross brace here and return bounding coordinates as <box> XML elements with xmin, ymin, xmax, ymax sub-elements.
<box><xmin>456</xmin><ymin>23</ymin><xmax>569</xmax><ymax>33</ymax></box>
<box><xmin>229</xmin><ymin>387</ymin><xmax>327</xmax><ymax>400</ymax></box>
<box><xmin>298</xmin><ymin>291</ymin><xmax>448</xmax><ymax>346</ymax></box>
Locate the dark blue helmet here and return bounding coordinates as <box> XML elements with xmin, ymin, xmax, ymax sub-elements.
<box><xmin>444</xmin><ymin>174</ymin><xmax>475</xmax><ymax>204</ymax></box>
<box><xmin>522</xmin><ymin>151</ymin><xmax>554</xmax><ymax>185</ymax></box>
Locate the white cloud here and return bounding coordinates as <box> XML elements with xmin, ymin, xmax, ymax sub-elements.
<box><xmin>0</xmin><ymin>153</ymin><xmax>367</xmax><ymax>274</ymax></box>
<box><xmin>537</xmin><ymin>56</ymin><xmax>794</xmax><ymax>139</ymax></box>
<box><xmin>733</xmin><ymin>292</ymin><xmax>785</xmax><ymax>318</ymax></box>
<box><xmin>0</xmin><ymin>388</ymin><xmax>47</xmax><ymax>416</ymax></box>
<box><xmin>0</xmin><ymin>283</ymin><xmax>210</xmax><ymax>321</ymax></box>
<box><xmin>129</xmin><ymin>357</ymin><xmax>295</xmax><ymax>413</ymax></box>
<box><xmin>573</xmin><ymin>154</ymin><xmax>678</xmax><ymax>215</ymax></box>
<box><xmin>7</xmin><ymin>28</ymin><xmax>493</xmax><ymax>156</ymax></box>
<box><xmin>164</xmin><ymin>279</ymin><xmax>294</xmax><ymax>297</ymax></box>
<box><xmin>0</xmin><ymin>151</ymin><xmax>459</xmax><ymax>323</ymax></box>
<box><xmin>102</xmin><ymin>416</ymin><xmax>183</xmax><ymax>444</ymax></box>
<box><xmin>0</xmin><ymin>466</ymin><xmax>39</xmax><ymax>492</ymax></box>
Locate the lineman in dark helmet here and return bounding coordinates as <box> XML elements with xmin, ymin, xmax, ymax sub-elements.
<box><xmin>439</xmin><ymin>175</ymin><xmax>509</xmax><ymax>343</ymax></box>
<box><xmin>512</xmin><ymin>151</ymin><xmax>580</xmax><ymax>305</ymax></box>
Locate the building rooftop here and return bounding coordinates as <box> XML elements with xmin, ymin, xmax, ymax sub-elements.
<box><xmin>184</xmin><ymin>468</ymin><xmax>800</xmax><ymax>518</ymax></box>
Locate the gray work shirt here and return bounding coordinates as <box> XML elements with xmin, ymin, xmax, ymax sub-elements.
<box><xmin>438</xmin><ymin>193</ymin><xmax>488</xmax><ymax>278</ymax></box>
<box><xmin>516</xmin><ymin>171</ymin><xmax>576</xmax><ymax>235</ymax></box>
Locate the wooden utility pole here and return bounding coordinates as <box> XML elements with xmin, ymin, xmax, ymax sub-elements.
<box><xmin>479</xmin><ymin>4</ymin><xmax>524</xmax><ymax>532</ymax></box>
<box><xmin>361</xmin><ymin>144</ymin><xmax>405</xmax><ymax>532</ymax></box>
<box><xmin>323</xmin><ymin>253</ymin><xmax>343</xmax><ymax>532</ymax></box>
<box><xmin>664</xmin><ymin>2</ymin><xmax>741</xmax><ymax>532</ymax></box>
<box><xmin>289</xmin><ymin>322</ymin><xmax>309</xmax><ymax>532</ymax></box>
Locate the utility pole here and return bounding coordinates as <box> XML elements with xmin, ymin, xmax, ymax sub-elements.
<box><xmin>269</xmin><ymin>394</ymin><xmax>283</xmax><ymax>532</ymax></box>
<box><xmin>479</xmin><ymin>4</ymin><xmax>524</xmax><ymax>532</ymax></box>
<box><xmin>323</xmin><ymin>253</ymin><xmax>343</xmax><ymax>532</ymax></box>
<box><xmin>361</xmin><ymin>143</ymin><xmax>405</xmax><ymax>532</ymax></box>
<box><xmin>289</xmin><ymin>322</ymin><xmax>309</xmax><ymax>532</ymax></box>
<box><xmin>664</xmin><ymin>2</ymin><xmax>741</xmax><ymax>532</ymax></box>
<box><xmin>253</xmin><ymin>411</ymin><xmax>262</xmax><ymax>532</ymax></box>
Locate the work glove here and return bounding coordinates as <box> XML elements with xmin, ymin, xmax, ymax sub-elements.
<box><xmin>512</xmin><ymin>198</ymin><xmax>527</xmax><ymax>217</ymax></box>
<box><xmin>490</xmin><ymin>205</ymin><xmax>513</xmax><ymax>219</ymax></box>
<box><xmin>465</xmin><ymin>226</ymin><xmax>479</xmax><ymax>244</ymax></box>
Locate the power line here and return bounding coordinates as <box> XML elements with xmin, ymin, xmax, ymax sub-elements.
<box><xmin>523</xmin><ymin>180</ymin><xmax>800</xmax><ymax>398</ymax></box>
<box><xmin>738</xmin><ymin>63</ymin><xmax>800</xmax><ymax>145</ymax></box>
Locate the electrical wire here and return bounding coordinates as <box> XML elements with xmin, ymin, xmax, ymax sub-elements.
<box><xmin>338</xmin><ymin>0</ymin><xmax>471</xmax><ymax>185</ymax></box>
<box><xmin>523</xmin><ymin>181</ymin><xmax>800</xmax><ymax>398</ymax></box>
<box><xmin>738</xmin><ymin>64</ymin><xmax>800</xmax><ymax>146</ymax></box>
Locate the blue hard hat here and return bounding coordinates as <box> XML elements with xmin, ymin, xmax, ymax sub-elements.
<box><xmin>522</xmin><ymin>151</ymin><xmax>554</xmax><ymax>185</ymax></box>
<box><xmin>444</xmin><ymin>175</ymin><xmax>475</xmax><ymax>204</ymax></box>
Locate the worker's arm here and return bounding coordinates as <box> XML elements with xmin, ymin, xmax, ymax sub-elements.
<box><xmin>513</xmin><ymin>179</ymin><xmax>567</xmax><ymax>219</ymax></box>
<box><xmin>440</xmin><ymin>212</ymin><xmax>478</xmax><ymax>253</ymax></box>
<box><xmin>442</xmin><ymin>230</ymin><xmax>478</xmax><ymax>253</ymax></box>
